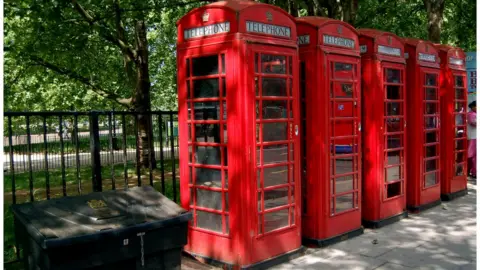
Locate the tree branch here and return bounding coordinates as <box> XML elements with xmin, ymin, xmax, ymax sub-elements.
<box><xmin>29</xmin><ymin>55</ymin><xmax>132</xmax><ymax>107</ymax></box>
<box><xmin>71</xmin><ymin>0</ymin><xmax>137</xmax><ymax>61</ymax></box>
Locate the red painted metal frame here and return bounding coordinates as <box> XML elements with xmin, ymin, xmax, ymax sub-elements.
<box><xmin>435</xmin><ymin>44</ymin><xmax>468</xmax><ymax>198</ymax></box>
<box><xmin>359</xmin><ymin>29</ymin><xmax>407</xmax><ymax>224</ymax></box>
<box><xmin>177</xmin><ymin>1</ymin><xmax>301</xmax><ymax>267</ymax></box>
<box><xmin>297</xmin><ymin>17</ymin><xmax>362</xmax><ymax>243</ymax></box>
<box><xmin>404</xmin><ymin>38</ymin><xmax>442</xmax><ymax>210</ymax></box>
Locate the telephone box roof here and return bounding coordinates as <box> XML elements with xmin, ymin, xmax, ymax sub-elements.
<box><xmin>176</xmin><ymin>0</ymin><xmax>295</xmax><ymax>26</ymax></box>
<box><xmin>358</xmin><ymin>28</ymin><xmax>404</xmax><ymax>45</ymax></box>
<box><xmin>296</xmin><ymin>16</ymin><xmax>358</xmax><ymax>33</ymax></box>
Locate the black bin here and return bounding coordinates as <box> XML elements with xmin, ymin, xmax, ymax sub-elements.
<box><xmin>12</xmin><ymin>186</ymin><xmax>192</xmax><ymax>270</ymax></box>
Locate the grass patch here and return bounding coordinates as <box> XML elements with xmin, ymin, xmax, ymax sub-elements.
<box><xmin>4</xmin><ymin>160</ymin><xmax>180</xmax><ymax>266</ymax></box>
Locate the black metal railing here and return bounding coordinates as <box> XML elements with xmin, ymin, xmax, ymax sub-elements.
<box><xmin>3</xmin><ymin>110</ymin><xmax>179</xmax><ymax>266</ymax></box>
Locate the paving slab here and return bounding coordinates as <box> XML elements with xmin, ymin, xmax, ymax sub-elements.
<box><xmin>273</xmin><ymin>182</ymin><xmax>477</xmax><ymax>270</ymax></box>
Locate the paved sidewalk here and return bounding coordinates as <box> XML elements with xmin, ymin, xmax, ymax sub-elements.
<box><xmin>273</xmin><ymin>182</ymin><xmax>477</xmax><ymax>270</ymax></box>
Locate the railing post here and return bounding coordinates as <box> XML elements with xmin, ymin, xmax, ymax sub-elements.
<box><xmin>89</xmin><ymin>112</ymin><xmax>102</xmax><ymax>192</ymax></box>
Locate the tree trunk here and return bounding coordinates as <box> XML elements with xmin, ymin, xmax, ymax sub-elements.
<box><xmin>288</xmin><ymin>0</ymin><xmax>299</xmax><ymax>17</ymax></box>
<box><xmin>341</xmin><ymin>0</ymin><xmax>358</xmax><ymax>26</ymax></box>
<box><xmin>133</xmin><ymin>20</ymin><xmax>156</xmax><ymax>169</ymax></box>
<box><xmin>424</xmin><ymin>0</ymin><xmax>445</xmax><ymax>43</ymax></box>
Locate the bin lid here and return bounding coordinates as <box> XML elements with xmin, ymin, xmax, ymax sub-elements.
<box><xmin>11</xmin><ymin>186</ymin><xmax>192</xmax><ymax>249</ymax></box>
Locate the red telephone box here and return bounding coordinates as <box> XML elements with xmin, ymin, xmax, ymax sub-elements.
<box><xmin>297</xmin><ymin>17</ymin><xmax>363</xmax><ymax>246</ymax></box>
<box><xmin>358</xmin><ymin>29</ymin><xmax>408</xmax><ymax>228</ymax></box>
<box><xmin>404</xmin><ymin>38</ymin><xmax>442</xmax><ymax>212</ymax></box>
<box><xmin>435</xmin><ymin>44</ymin><xmax>468</xmax><ymax>201</ymax></box>
<box><xmin>177</xmin><ymin>1</ymin><xmax>301</xmax><ymax>268</ymax></box>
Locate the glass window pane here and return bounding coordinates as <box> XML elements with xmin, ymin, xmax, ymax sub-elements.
<box><xmin>195</xmin><ymin>146</ymin><xmax>221</xmax><ymax>165</ymax></box>
<box><xmin>425</xmin><ymin>173</ymin><xmax>437</xmax><ymax>187</ymax></box>
<box><xmin>223</xmin><ymin>124</ymin><xmax>228</xmax><ymax>143</ymax></box>
<box><xmin>335</xmin><ymin>175</ymin><xmax>354</xmax><ymax>194</ymax></box>
<box><xmin>194</xmin><ymin>124</ymin><xmax>221</xmax><ymax>143</ymax></box>
<box><xmin>186</xmin><ymin>58</ymin><xmax>190</xmax><ymax>77</ymax></box>
<box><xmin>289</xmin><ymin>56</ymin><xmax>293</xmax><ymax>75</ymax></box>
<box><xmin>425</xmin><ymin>103</ymin><xmax>437</xmax><ymax>115</ymax></box>
<box><xmin>335</xmin><ymin>157</ymin><xmax>354</xmax><ymax>175</ymax></box>
<box><xmin>333</xmin><ymin>63</ymin><xmax>354</xmax><ymax>80</ymax></box>
<box><xmin>425</xmin><ymin>88</ymin><xmax>437</xmax><ymax>100</ymax></box>
<box><xmin>193</xmin><ymin>79</ymin><xmax>219</xmax><ymax>98</ymax></box>
<box><xmin>192</xmin><ymin>55</ymin><xmax>218</xmax><ymax>76</ymax></box>
<box><xmin>264</xmin><ymin>209</ymin><xmax>289</xmax><ymax>232</ymax></box>
<box><xmin>193</xmin><ymin>102</ymin><xmax>220</xmax><ymax>120</ymax></box>
<box><xmin>335</xmin><ymin>62</ymin><xmax>353</xmax><ymax>72</ymax></box>
<box><xmin>424</xmin><ymin>116</ymin><xmax>438</xmax><ymax>129</ymax></box>
<box><xmin>263</xmin><ymin>122</ymin><xmax>288</xmax><ymax>142</ymax></box>
<box><xmin>387</xmin><ymin>135</ymin><xmax>402</xmax><ymax>149</ymax></box>
<box><xmin>456</xmin><ymin>127</ymin><xmax>466</xmax><ymax>137</ymax></box>
<box><xmin>386</xmin><ymin>166</ymin><xmax>401</xmax><ymax>182</ymax></box>
<box><xmin>195</xmin><ymin>168</ymin><xmax>222</xmax><ymax>187</ymax></box>
<box><xmin>455</xmin><ymin>102</ymin><xmax>465</xmax><ymax>113</ymax></box>
<box><xmin>221</xmin><ymin>54</ymin><xmax>225</xmax><ymax>74</ymax></box>
<box><xmin>425</xmin><ymin>160</ymin><xmax>437</xmax><ymax>172</ymax></box>
<box><xmin>386</xmin><ymin>102</ymin><xmax>402</xmax><ymax>116</ymax></box>
<box><xmin>425</xmin><ymin>145</ymin><xmax>437</xmax><ymax>158</ymax></box>
<box><xmin>225</xmin><ymin>192</ymin><xmax>229</xmax><ymax>211</ymax></box>
<box><xmin>455</xmin><ymin>76</ymin><xmax>464</xmax><ymax>87</ymax></box>
<box><xmin>290</xmin><ymin>207</ymin><xmax>295</xmax><ymax>225</ymax></box>
<box><xmin>386</xmin><ymin>151</ymin><xmax>401</xmax><ymax>165</ymax></box>
<box><xmin>335</xmin><ymin>193</ymin><xmax>354</xmax><ymax>213</ymax></box>
<box><xmin>262</xmin><ymin>100</ymin><xmax>288</xmax><ymax>119</ymax></box>
<box><xmin>386</xmin><ymin>118</ymin><xmax>402</xmax><ymax>133</ymax></box>
<box><xmin>387</xmin><ymin>85</ymin><xmax>401</xmax><ymax>100</ymax></box>
<box><xmin>456</xmin><ymin>164</ymin><xmax>465</xmax><ymax>176</ymax></box>
<box><xmin>455</xmin><ymin>139</ymin><xmax>465</xmax><ymax>151</ymax></box>
<box><xmin>456</xmin><ymin>152</ymin><xmax>465</xmax><ymax>163</ymax></box>
<box><xmin>455</xmin><ymin>89</ymin><xmax>465</xmax><ymax>100</ymax></box>
<box><xmin>262</xmin><ymin>78</ymin><xmax>287</xmax><ymax>96</ymax></box>
<box><xmin>455</xmin><ymin>114</ymin><xmax>465</xmax><ymax>129</ymax></box>
<box><xmin>426</xmin><ymin>74</ymin><xmax>437</xmax><ymax>86</ymax></box>
<box><xmin>426</xmin><ymin>132</ymin><xmax>438</xmax><ymax>143</ymax></box>
<box><xmin>386</xmin><ymin>182</ymin><xmax>401</xmax><ymax>198</ymax></box>
<box><xmin>225</xmin><ymin>215</ymin><xmax>229</xmax><ymax>234</ymax></box>
<box><xmin>333</xmin><ymin>120</ymin><xmax>354</xmax><ymax>137</ymax></box>
<box><xmin>264</xmin><ymin>166</ymin><xmax>288</xmax><ymax>187</ymax></box>
<box><xmin>386</xmin><ymin>69</ymin><xmax>401</xmax><ymax>83</ymax></box>
<box><xmin>264</xmin><ymin>187</ymin><xmax>288</xmax><ymax>210</ymax></box>
<box><xmin>261</xmin><ymin>54</ymin><xmax>286</xmax><ymax>74</ymax></box>
<box><xmin>196</xmin><ymin>189</ymin><xmax>222</xmax><ymax>210</ymax></box>
<box><xmin>331</xmin><ymin>83</ymin><xmax>353</xmax><ymax>98</ymax></box>
<box><xmin>196</xmin><ymin>210</ymin><xmax>222</xmax><ymax>233</ymax></box>
<box><xmin>263</xmin><ymin>144</ymin><xmax>288</xmax><ymax>165</ymax></box>
<box><xmin>224</xmin><ymin>171</ymin><xmax>228</xmax><ymax>188</ymax></box>
<box><xmin>187</xmin><ymin>80</ymin><xmax>191</xmax><ymax>99</ymax></box>
<box><xmin>258</xmin><ymin>214</ymin><xmax>263</xmax><ymax>234</ymax></box>
<box><xmin>255</xmin><ymin>53</ymin><xmax>259</xmax><ymax>73</ymax></box>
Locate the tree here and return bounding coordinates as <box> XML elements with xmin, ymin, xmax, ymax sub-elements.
<box><xmin>423</xmin><ymin>0</ymin><xmax>445</xmax><ymax>43</ymax></box>
<box><xmin>4</xmin><ymin>0</ymin><xmax>207</xmax><ymax>168</ymax></box>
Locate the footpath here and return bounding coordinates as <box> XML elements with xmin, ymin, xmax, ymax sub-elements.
<box><xmin>273</xmin><ymin>180</ymin><xmax>477</xmax><ymax>270</ymax></box>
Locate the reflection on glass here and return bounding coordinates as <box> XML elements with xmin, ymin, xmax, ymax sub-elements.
<box><xmin>425</xmin><ymin>132</ymin><xmax>437</xmax><ymax>143</ymax></box>
<box><xmin>386</xmin><ymin>151</ymin><xmax>401</xmax><ymax>165</ymax></box>
<box><xmin>335</xmin><ymin>175</ymin><xmax>354</xmax><ymax>194</ymax></box>
<box><xmin>386</xmin><ymin>166</ymin><xmax>400</xmax><ymax>182</ymax></box>
<box><xmin>455</xmin><ymin>139</ymin><xmax>465</xmax><ymax>151</ymax></box>
<box><xmin>386</xmin><ymin>102</ymin><xmax>401</xmax><ymax>116</ymax></box>
<box><xmin>335</xmin><ymin>63</ymin><xmax>353</xmax><ymax>71</ymax></box>
<box><xmin>261</xmin><ymin>100</ymin><xmax>288</xmax><ymax>119</ymax></box>
<box><xmin>425</xmin><ymin>73</ymin><xmax>437</xmax><ymax>86</ymax></box>
<box><xmin>387</xmin><ymin>135</ymin><xmax>402</xmax><ymax>149</ymax></box>
<box><xmin>455</xmin><ymin>76</ymin><xmax>464</xmax><ymax>87</ymax></box>
<box><xmin>264</xmin><ymin>209</ymin><xmax>289</xmax><ymax>232</ymax></box>
<box><xmin>455</xmin><ymin>102</ymin><xmax>465</xmax><ymax>113</ymax></box>
<box><xmin>263</xmin><ymin>144</ymin><xmax>288</xmax><ymax>165</ymax></box>
<box><xmin>386</xmin><ymin>69</ymin><xmax>401</xmax><ymax>83</ymax></box>
<box><xmin>425</xmin><ymin>173</ymin><xmax>436</xmax><ymax>187</ymax></box>
<box><xmin>386</xmin><ymin>118</ymin><xmax>402</xmax><ymax>133</ymax></box>
<box><xmin>263</xmin><ymin>122</ymin><xmax>288</xmax><ymax>142</ymax></box>
<box><xmin>193</xmin><ymin>79</ymin><xmax>219</xmax><ymax>98</ymax></box>
<box><xmin>456</xmin><ymin>152</ymin><xmax>465</xmax><ymax>163</ymax></box>
<box><xmin>195</xmin><ymin>168</ymin><xmax>222</xmax><ymax>187</ymax></box>
<box><xmin>425</xmin><ymin>103</ymin><xmax>437</xmax><ymax>115</ymax></box>
<box><xmin>192</xmin><ymin>55</ymin><xmax>218</xmax><ymax>76</ymax></box>
<box><xmin>194</xmin><ymin>124</ymin><xmax>221</xmax><ymax>143</ymax></box>
<box><xmin>331</xmin><ymin>83</ymin><xmax>353</xmax><ymax>98</ymax></box>
<box><xmin>456</xmin><ymin>164</ymin><xmax>464</xmax><ymax>176</ymax></box>
<box><xmin>455</xmin><ymin>89</ymin><xmax>465</xmax><ymax>100</ymax></box>
<box><xmin>425</xmin><ymin>160</ymin><xmax>437</xmax><ymax>172</ymax></box>
<box><xmin>424</xmin><ymin>116</ymin><xmax>438</xmax><ymax>129</ymax></box>
<box><xmin>335</xmin><ymin>193</ymin><xmax>354</xmax><ymax>213</ymax></box>
<box><xmin>221</xmin><ymin>54</ymin><xmax>225</xmax><ymax>74</ymax></box>
<box><xmin>333</xmin><ymin>63</ymin><xmax>354</xmax><ymax>80</ymax></box>
<box><xmin>195</xmin><ymin>146</ymin><xmax>221</xmax><ymax>165</ymax></box>
<box><xmin>196</xmin><ymin>210</ymin><xmax>222</xmax><ymax>233</ymax></box>
<box><xmin>264</xmin><ymin>187</ymin><xmax>288</xmax><ymax>209</ymax></box>
<box><xmin>425</xmin><ymin>145</ymin><xmax>437</xmax><ymax>158</ymax></box>
<box><xmin>263</xmin><ymin>166</ymin><xmax>288</xmax><ymax>187</ymax></box>
<box><xmin>194</xmin><ymin>102</ymin><xmax>220</xmax><ymax>120</ymax></box>
<box><xmin>196</xmin><ymin>189</ymin><xmax>222</xmax><ymax>210</ymax></box>
<box><xmin>425</xmin><ymin>88</ymin><xmax>437</xmax><ymax>100</ymax></box>
<box><xmin>261</xmin><ymin>54</ymin><xmax>286</xmax><ymax>74</ymax></box>
<box><xmin>262</xmin><ymin>78</ymin><xmax>287</xmax><ymax>96</ymax></box>
<box><xmin>455</xmin><ymin>127</ymin><xmax>465</xmax><ymax>138</ymax></box>
<box><xmin>387</xmin><ymin>85</ymin><xmax>400</xmax><ymax>99</ymax></box>
<box><xmin>386</xmin><ymin>182</ymin><xmax>401</xmax><ymax>198</ymax></box>
<box><xmin>335</xmin><ymin>157</ymin><xmax>354</xmax><ymax>175</ymax></box>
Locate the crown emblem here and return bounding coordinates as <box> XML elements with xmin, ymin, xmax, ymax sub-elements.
<box><xmin>266</xmin><ymin>11</ymin><xmax>273</xmax><ymax>21</ymax></box>
<box><xmin>387</xmin><ymin>36</ymin><xmax>392</xmax><ymax>45</ymax></box>
<box><xmin>202</xmin><ymin>11</ymin><xmax>210</xmax><ymax>22</ymax></box>
<box><xmin>337</xmin><ymin>26</ymin><xmax>343</xmax><ymax>34</ymax></box>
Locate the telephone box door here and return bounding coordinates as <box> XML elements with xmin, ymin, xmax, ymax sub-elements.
<box><xmin>452</xmin><ymin>72</ymin><xmax>468</xmax><ymax>189</ymax></box>
<box><xmin>382</xmin><ymin>63</ymin><xmax>406</xmax><ymax>202</ymax></box>
<box><xmin>327</xmin><ymin>54</ymin><xmax>361</xmax><ymax>220</ymax></box>
<box><xmin>421</xmin><ymin>68</ymin><xmax>441</xmax><ymax>197</ymax></box>
<box><xmin>249</xmin><ymin>44</ymin><xmax>301</xmax><ymax>261</ymax></box>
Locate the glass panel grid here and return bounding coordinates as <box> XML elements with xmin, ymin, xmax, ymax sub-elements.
<box><xmin>187</xmin><ymin>53</ymin><xmax>229</xmax><ymax>235</ymax></box>
<box><xmin>422</xmin><ymin>72</ymin><xmax>440</xmax><ymax>188</ymax></box>
<box><xmin>453</xmin><ymin>76</ymin><xmax>467</xmax><ymax>175</ymax></box>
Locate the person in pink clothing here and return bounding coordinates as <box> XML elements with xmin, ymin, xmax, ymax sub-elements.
<box><xmin>467</xmin><ymin>101</ymin><xmax>476</xmax><ymax>178</ymax></box>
